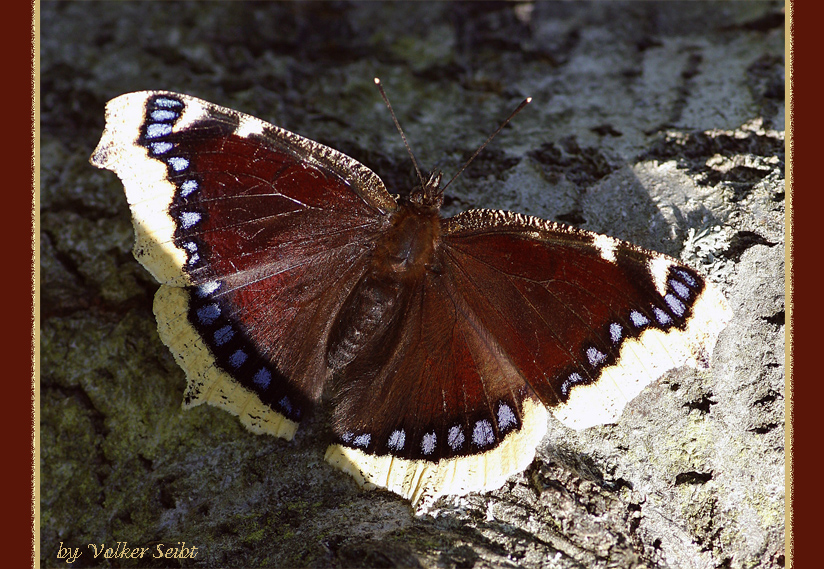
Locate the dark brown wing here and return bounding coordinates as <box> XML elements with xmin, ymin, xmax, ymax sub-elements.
<box><xmin>326</xmin><ymin>209</ymin><xmax>729</xmax><ymax>509</ymax></box>
<box><xmin>326</xmin><ymin>259</ymin><xmax>548</xmax><ymax>508</ymax></box>
<box><xmin>91</xmin><ymin>91</ymin><xmax>396</xmax><ymax>437</ymax></box>
<box><xmin>438</xmin><ymin>210</ymin><xmax>730</xmax><ymax>429</ymax></box>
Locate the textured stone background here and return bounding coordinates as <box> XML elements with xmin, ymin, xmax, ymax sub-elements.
<box><xmin>40</xmin><ymin>2</ymin><xmax>785</xmax><ymax>568</ymax></box>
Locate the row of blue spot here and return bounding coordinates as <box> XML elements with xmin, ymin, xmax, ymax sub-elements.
<box><xmin>559</xmin><ymin>265</ymin><xmax>700</xmax><ymax>398</ymax></box>
<box><xmin>192</xmin><ymin>280</ymin><xmax>299</xmax><ymax>420</ymax></box>
<box><xmin>140</xmin><ymin>95</ymin><xmax>299</xmax><ymax>422</ymax></box>
<box><xmin>142</xmin><ymin>97</ymin><xmax>204</xmax><ymax>245</ymax></box>
<box><xmin>341</xmin><ymin>400</ymin><xmax>519</xmax><ymax>458</ymax></box>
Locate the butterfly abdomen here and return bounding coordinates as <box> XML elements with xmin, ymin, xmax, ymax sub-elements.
<box><xmin>326</xmin><ymin>273</ymin><xmax>401</xmax><ymax>370</ymax></box>
<box><xmin>326</xmin><ymin>201</ymin><xmax>441</xmax><ymax>371</ymax></box>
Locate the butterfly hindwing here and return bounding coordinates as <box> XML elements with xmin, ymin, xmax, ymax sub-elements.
<box><xmin>325</xmin><ymin>264</ymin><xmax>548</xmax><ymax>506</ymax></box>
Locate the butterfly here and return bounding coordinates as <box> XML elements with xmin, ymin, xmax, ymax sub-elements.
<box><xmin>90</xmin><ymin>89</ymin><xmax>730</xmax><ymax>510</ymax></box>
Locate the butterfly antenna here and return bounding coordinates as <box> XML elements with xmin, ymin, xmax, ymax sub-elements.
<box><xmin>374</xmin><ymin>78</ymin><xmax>426</xmax><ymax>189</ymax></box>
<box><xmin>441</xmin><ymin>97</ymin><xmax>532</xmax><ymax>193</ymax></box>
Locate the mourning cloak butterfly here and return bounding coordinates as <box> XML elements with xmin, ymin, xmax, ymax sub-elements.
<box><xmin>90</xmin><ymin>91</ymin><xmax>731</xmax><ymax>510</ymax></box>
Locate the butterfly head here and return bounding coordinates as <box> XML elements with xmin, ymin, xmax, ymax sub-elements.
<box><xmin>409</xmin><ymin>170</ymin><xmax>444</xmax><ymax>210</ymax></box>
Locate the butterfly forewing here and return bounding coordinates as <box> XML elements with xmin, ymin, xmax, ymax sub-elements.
<box><xmin>91</xmin><ymin>91</ymin><xmax>396</xmax><ymax>435</ymax></box>
<box><xmin>440</xmin><ymin>209</ymin><xmax>729</xmax><ymax>430</ymax></box>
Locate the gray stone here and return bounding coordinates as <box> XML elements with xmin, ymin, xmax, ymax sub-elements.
<box><xmin>41</xmin><ymin>2</ymin><xmax>784</xmax><ymax>568</ymax></box>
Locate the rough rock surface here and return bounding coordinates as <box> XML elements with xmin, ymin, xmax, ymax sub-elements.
<box><xmin>41</xmin><ymin>2</ymin><xmax>785</xmax><ymax>568</ymax></box>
